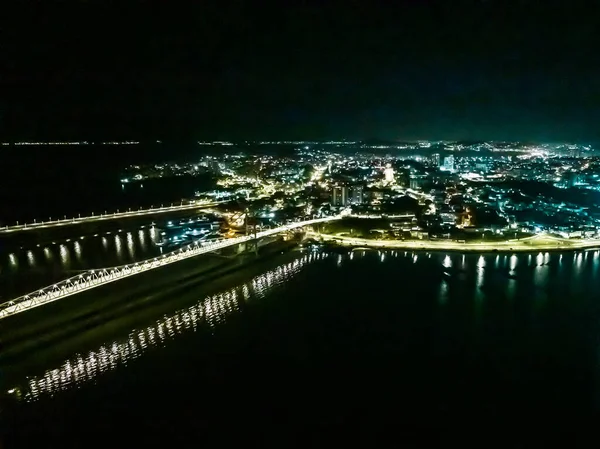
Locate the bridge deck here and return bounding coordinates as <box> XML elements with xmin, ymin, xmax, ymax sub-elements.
<box><xmin>0</xmin><ymin>201</ymin><xmax>222</xmax><ymax>235</ymax></box>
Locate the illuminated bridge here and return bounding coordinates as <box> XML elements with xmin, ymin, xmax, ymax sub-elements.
<box><xmin>0</xmin><ymin>201</ymin><xmax>225</xmax><ymax>235</ymax></box>
<box><xmin>0</xmin><ymin>216</ymin><xmax>340</xmax><ymax>320</ymax></box>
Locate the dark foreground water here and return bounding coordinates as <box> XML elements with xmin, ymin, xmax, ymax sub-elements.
<box><xmin>3</xmin><ymin>249</ymin><xmax>600</xmax><ymax>448</ymax></box>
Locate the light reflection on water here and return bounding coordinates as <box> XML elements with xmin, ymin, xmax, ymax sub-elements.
<box><xmin>438</xmin><ymin>280</ymin><xmax>449</xmax><ymax>305</ymax></box>
<box><xmin>114</xmin><ymin>235</ymin><xmax>123</xmax><ymax>260</ymax></box>
<box><xmin>59</xmin><ymin>244</ymin><xmax>70</xmax><ymax>267</ymax></box>
<box><xmin>7</xmin><ymin>249</ymin><xmax>600</xmax><ymax>402</ymax></box>
<box><xmin>73</xmin><ymin>241</ymin><xmax>82</xmax><ymax>262</ymax></box>
<box><xmin>536</xmin><ymin>252</ymin><xmax>544</xmax><ymax>266</ymax></box>
<box><xmin>4</xmin><ymin>228</ymin><xmax>158</xmax><ymax>272</ymax></box>
<box><xmin>533</xmin><ymin>257</ymin><xmax>549</xmax><ymax>299</ymax></box>
<box><xmin>126</xmin><ymin>232</ymin><xmax>135</xmax><ymax>258</ymax></box>
<box><xmin>510</xmin><ymin>254</ymin><xmax>518</xmax><ymax>271</ymax></box>
<box><xmin>26</xmin><ymin>250</ymin><xmax>35</xmax><ymax>267</ymax></box>
<box><xmin>9</xmin><ymin>252</ymin><xmax>327</xmax><ymax>402</ymax></box>
<box><xmin>1</xmin><ymin>228</ymin><xmax>163</xmax><ymax>297</ymax></box>
<box><xmin>138</xmin><ymin>229</ymin><xmax>147</xmax><ymax>251</ymax></box>
<box><xmin>475</xmin><ymin>255</ymin><xmax>486</xmax><ymax>301</ymax></box>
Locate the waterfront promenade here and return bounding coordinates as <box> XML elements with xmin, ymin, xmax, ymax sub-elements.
<box><xmin>314</xmin><ymin>232</ymin><xmax>600</xmax><ymax>252</ymax></box>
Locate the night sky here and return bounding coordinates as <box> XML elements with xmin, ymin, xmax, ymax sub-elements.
<box><xmin>2</xmin><ymin>1</ymin><xmax>599</xmax><ymax>142</ymax></box>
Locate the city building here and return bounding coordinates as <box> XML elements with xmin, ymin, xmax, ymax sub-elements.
<box><xmin>383</xmin><ymin>163</ymin><xmax>395</xmax><ymax>183</ymax></box>
<box><xmin>331</xmin><ymin>184</ymin><xmax>350</xmax><ymax>207</ymax></box>
<box><xmin>351</xmin><ymin>185</ymin><xmax>364</xmax><ymax>205</ymax></box>
<box><xmin>440</xmin><ymin>211</ymin><xmax>457</xmax><ymax>225</ymax></box>
<box><xmin>116</xmin><ymin>140</ymin><xmax>600</xmax><ymax>244</ymax></box>
<box><xmin>331</xmin><ymin>184</ymin><xmax>364</xmax><ymax>206</ymax></box>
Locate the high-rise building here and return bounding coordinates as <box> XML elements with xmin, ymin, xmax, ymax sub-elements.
<box><xmin>332</xmin><ymin>184</ymin><xmax>364</xmax><ymax>206</ymax></box>
<box><xmin>442</xmin><ymin>155</ymin><xmax>455</xmax><ymax>172</ymax></box>
<box><xmin>331</xmin><ymin>185</ymin><xmax>349</xmax><ymax>207</ymax></box>
<box><xmin>431</xmin><ymin>153</ymin><xmax>441</xmax><ymax>167</ymax></box>
<box><xmin>351</xmin><ymin>185</ymin><xmax>364</xmax><ymax>205</ymax></box>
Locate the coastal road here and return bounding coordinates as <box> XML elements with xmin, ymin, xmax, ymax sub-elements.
<box><xmin>313</xmin><ymin>232</ymin><xmax>600</xmax><ymax>252</ymax></box>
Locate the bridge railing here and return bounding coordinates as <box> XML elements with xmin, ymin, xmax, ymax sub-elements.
<box><xmin>0</xmin><ymin>201</ymin><xmax>221</xmax><ymax>234</ymax></box>
<box><xmin>0</xmin><ymin>216</ymin><xmax>340</xmax><ymax>320</ymax></box>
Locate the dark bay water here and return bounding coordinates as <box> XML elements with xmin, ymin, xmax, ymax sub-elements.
<box><xmin>0</xmin><ymin>226</ymin><xmax>161</xmax><ymax>298</ymax></box>
<box><xmin>0</xmin><ymin>142</ymin><xmax>215</xmax><ymax>225</ymax></box>
<box><xmin>4</xmin><ymin>249</ymin><xmax>600</xmax><ymax>448</ymax></box>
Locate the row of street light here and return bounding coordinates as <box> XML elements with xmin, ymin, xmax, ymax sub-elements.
<box><xmin>2</xmin><ymin>200</ymin><xmax>195</xmax><ymax>231</ymax></box>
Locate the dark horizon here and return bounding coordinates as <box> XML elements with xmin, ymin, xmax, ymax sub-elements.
<box><xmin>1</xmin><ymin>138</ymin><xmax>598</xmax><ymax>146</ymax></box>
<box><xmin>3</xmin><ymin>2</ymin><xmax>600</xmax><ymax>144</ymax></box>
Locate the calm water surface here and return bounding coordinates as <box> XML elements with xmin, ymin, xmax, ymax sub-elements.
<box><xmin>4</xmin><ymin>249</ymin><xmax>600</xmax><ymax>447</ymax></box>
<box><xmin>1</xmin><ymin>212</ymin><xmax>219</xmax><ymax>297</ymax></box>
<box><xmin>0</xmin><ymin>226</ymin><xmax>162</xmax><ymax>298</ymax></box>
<box><xmin>0</xmin><ymin>143</ymin><xmax>215</xmax><ymax>224</ymax></box>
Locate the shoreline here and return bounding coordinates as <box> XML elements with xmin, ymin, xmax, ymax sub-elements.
<box><xmin>315</xmin><ymin>233</ymin><xmax>600</xmax><ymax>253</ymax></box>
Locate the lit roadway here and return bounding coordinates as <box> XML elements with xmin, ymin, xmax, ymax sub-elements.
<box><xmin>0</xmin><ymin>201</ymin><xmax>224</xmax><ymax>235</ymax></box>
<box><xmin>312</xmin><ymin>232</ymin><xmax>600</xmax><ymax>252</ymax></box>
<box><xmin>0</xmin><ymin>216</ymin><xmax>341</xmax><ymax>320</ymax></box>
